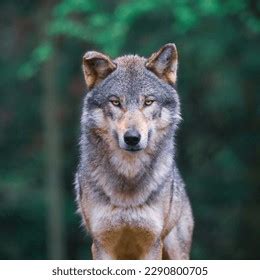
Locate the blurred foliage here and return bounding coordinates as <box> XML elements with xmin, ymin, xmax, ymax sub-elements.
<box><xmin>0</xmin><ymin>0</ymin><xmax>259</xmax><ymax>259</ymax></box>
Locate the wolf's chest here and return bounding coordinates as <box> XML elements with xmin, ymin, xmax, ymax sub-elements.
<box><xmin>90</xmin><ymin>202</ymin><xmax>164</xmax><ymax>238</ymax></box>
<box><xmin>101</xmin><ymin>225</ymin><xmax>158</xmax><ymax>259</ymax></box>
<box><xmin>90</xmin><ymin>201</ymin><xmax>164</xmax><ymax>243</ymax></box>
<box><xmin>90</xmin><ymin>205</ymin><xmax>163</xmax><ymax>259</ymax></box>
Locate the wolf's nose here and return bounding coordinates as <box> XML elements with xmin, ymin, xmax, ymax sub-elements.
<box><xmin>124</xmin><ymin>129</ymin><xmax>141</xmax><ymax>146</ymax></box>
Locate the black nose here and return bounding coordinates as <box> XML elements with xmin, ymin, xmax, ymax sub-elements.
<box><xmin>124</xmin><ymin>129</ymin><xmax>141</xmax><ymax>146</ymax></box>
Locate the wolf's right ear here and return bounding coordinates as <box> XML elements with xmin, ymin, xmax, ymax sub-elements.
<box><xmin>82</xmin><ymin>51</ymin><xmax>117</xmax><ymax>90</ymax></box>
<box><xmin>145</xmin><ymin>43</ymin><xmax>178</xmax><ymax>85</ymax></box>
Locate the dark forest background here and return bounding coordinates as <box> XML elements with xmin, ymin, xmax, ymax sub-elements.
<box><xmin>0</xmin><ymin>0</ymin><xmax>259</xmax><ymax>260</ymax></box>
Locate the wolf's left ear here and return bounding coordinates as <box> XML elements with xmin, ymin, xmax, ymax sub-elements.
<box><xmin>82</xmin><ymin>51</ymin><xmax>117</xmax><ymax>90</ymax></box>
<box><xmin>145</xmin><ymin>43</ymin><xmax>178</xmax><ymax>85</ymax></box>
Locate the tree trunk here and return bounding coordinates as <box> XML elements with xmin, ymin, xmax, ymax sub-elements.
<box><xmin>41</xmin><ymin>0</ymin><xmax>65</xmax><ymax>259</ymax></box>
<box><xmin>42</xmin><ymin>50</ymin><xmax>65</xmax><ymax>259</ymax></box>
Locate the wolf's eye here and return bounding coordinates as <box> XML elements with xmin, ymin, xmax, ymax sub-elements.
<box><xmin>110</xmin><ymin>100</ymin><xmax>120</xmax><ymax>107</ymax></box>
<box><xmin>144</xmin><ymin>99</ymin><xmax>154</xmax><ymax>106</ymax></box>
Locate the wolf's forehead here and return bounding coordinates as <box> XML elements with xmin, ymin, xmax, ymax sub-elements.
<box><xmin>95</xmin><ymin>54</ymin><xmax>175</xmax><ymax>100</ymax></box>
<box><xmin>105</xmin><ymin>55</ymin><xmax>156</xmax><ymax>96</ymax></box>
<box><xmin>114</xmin><ymin>55</ymin><xmax>146</xmax><ymax>72</ymax></box>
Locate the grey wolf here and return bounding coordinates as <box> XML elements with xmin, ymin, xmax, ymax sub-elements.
<box><xmin>75</xmin><ymin>43</ymin><xmax>194</xmax><ymax>259</ymax></box>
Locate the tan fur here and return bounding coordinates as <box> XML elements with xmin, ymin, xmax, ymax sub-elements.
<box><xmin>82</xmin><ymin>51</ymin><xmax>116</xmax><ymax>89</ymax></box>
<box><xmin>146</xmin><ymin>43</ymin><xmax>178</xmax><ymax>85</ymax></box>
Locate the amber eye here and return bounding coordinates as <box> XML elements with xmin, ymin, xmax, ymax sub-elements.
<box><xmin>144</xmin><ymin>99</ymin><xmax>154</xmax><ymax>106</ymax></box>
<box><xmin>110</xmin><ymin>100</ymin><xmax>120</xmax><ymax>107</ymax></box>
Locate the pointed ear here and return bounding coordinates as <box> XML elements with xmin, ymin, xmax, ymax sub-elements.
<box><xmin>145</xmin><ymin>43</ymin><xmax>178</xmax><ymax>85</ymax></box>
<box><xmin>82</xmin><ymin>51</ymin><xmax>117</xmax><ymax>90</ymax></box>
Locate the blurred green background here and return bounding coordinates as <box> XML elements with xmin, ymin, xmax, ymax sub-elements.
<box><xmin>0</xmin><ymin>0</ymin><xmax>259</xmax><ymax>260</ymax></box>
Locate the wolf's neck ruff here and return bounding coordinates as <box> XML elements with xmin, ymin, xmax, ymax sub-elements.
<box><xmin>81</xmin><ymin>129</ymin><xmax>175</xmax><ymax>208</ymax></box>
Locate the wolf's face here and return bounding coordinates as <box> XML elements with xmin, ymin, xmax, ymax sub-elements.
<box><xmin>100</xmin><ymin>94</ymin><xmax>155</xmax><ymax>152</ymax></box>
<box><xmin>82</xmin><ymin>44</ymin><xmax>181</xmax><ymax>158</ymax></box>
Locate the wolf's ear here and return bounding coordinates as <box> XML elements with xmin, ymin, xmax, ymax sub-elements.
<box><xmin>145</xmin><ymin>43</ymin><xmax>178</xmax><ymax>85</ymax></box>
<box><xmin>82</xmin><ymin>51</ymin><xmax>117</xmax><ymax>90</ymax></box>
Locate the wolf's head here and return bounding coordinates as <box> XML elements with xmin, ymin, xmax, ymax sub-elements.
<box><xmin>81</xmin><ymin>44</ymin><xmax>181</xmax><ymax>175</ymax></box>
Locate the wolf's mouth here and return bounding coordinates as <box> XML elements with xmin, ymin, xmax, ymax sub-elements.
<box><xmin>124</xmin><ymin>147</ymin><xmax>142</xmax><ymax>152</ymax></box>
